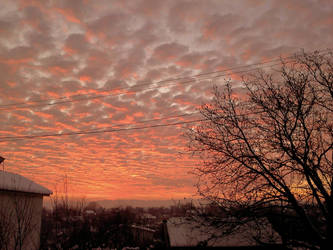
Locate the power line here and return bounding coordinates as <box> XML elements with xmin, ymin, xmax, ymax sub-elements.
<box><xmin>0</xmin><ymin>111</ymin><xmax>200</xmax><ymax>141</ymax></box>
<box><xmin>0</xmin><ymin>118</ymin><xmax>206</xmax><ymax>142</ymax></box>
<box><xmin>1</xmin><ymin>48</ymin><xmax>330</xmax><ymax>111</ymax></box>
<box><xmin>0</xmin><ymin>56</ymin><xmax>285</xmax><ymax>107</ymax></box>
<box><xmin>0</xmin><ymin>109</ymin><xmax>266</xmax><ymax>142</ymax></box>
<box><xmin>0</xmin><ymin>112</ymin><xmax>199</xmax><ymax>140</ymax></box>
<box><xmin>0</xmin><ymin>49</ymin><xmax>330</xmax><ymax>141</ymax></box>
<box><xmin>0</xmin><ymin>60</ymin><xmax>291</xmax><ymax>111</ymax></box>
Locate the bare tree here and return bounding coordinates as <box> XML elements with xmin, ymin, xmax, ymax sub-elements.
<box><xmin>0</xmin><ymin>192</ymin><xmax>40</xmax><ymax>250</ymax></box>
<box><xmin>0</xmin><ymin>200</ymin><xmax>13</xmax><ymax>250</ymax></box>
<box><xmin>188</xmin><ymin>50</ymin><xmax>333</xmax><ymax>249</ymax></box>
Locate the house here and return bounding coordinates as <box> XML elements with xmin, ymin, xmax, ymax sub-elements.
<box><xmin>162</xmin><ymin>217</ymin><xmax>286</xmax><ymax>249</ymax></box>
<box><xmin>131</xmin><ymin>224</ymin><xmax>156</xmax><ymax>246</ymax></box>
<box><xmin>0</xmin><ymin>171</ymin><xmax>52</xmax><ymax>250</ymax></box>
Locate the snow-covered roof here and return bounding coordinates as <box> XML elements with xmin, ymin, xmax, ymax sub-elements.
<box><xmin>0</xmin><ymin>171</ymin><xmax>52</xmax><ymax>195</ymax></box>
<box><xmin>142</xmin><ymin>213</ymin><xmax>157</xmax><ymax>219</ymax></box>
<box><xmin>131</xmin><ymin>225</ymin><xmax>156</xmax><ymax>233</ymax></box>
<box><xmin>84</xmin><ymin>210</ymin><xmax>96</xmax><ymax>215</ymax></box>
<box><xmin>166</xmin><ymin>217</ymin><xmax>281</xmax><ymax>247</ymax></box>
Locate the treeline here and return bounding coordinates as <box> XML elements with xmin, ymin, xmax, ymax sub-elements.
<box><xmin>39</xmin><ymin>199</ymin><xmax>195</xmax><ymax>249</ymax></box>
<box><xmin>41</xmin><ymin>206</ymin><xmax>135</xmax><ymax>249</ymax></box>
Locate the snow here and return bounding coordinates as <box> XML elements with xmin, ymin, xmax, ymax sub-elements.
<box><xmin>131</xmin><ymin>225</ymin><xmax>156</xmax><ymax>233</ymax></box>
<box><xmin>0</xmin><ymin>171</ymin><xmax>52</xmax><ymax>195</ymax></box>
<box><xmin>85</xmin><ymin>210</ymin><xmax>96</xmax><ymax>215</ymax></box>
<box><xmin>166</xmin><ymin>217</ymin><xmax>281</xmax><ymax>247</ymax></box>
<box><xmin>142</xmin><ymin>213</ymin><xmax>157</xmax><ymax>219</ymax></box>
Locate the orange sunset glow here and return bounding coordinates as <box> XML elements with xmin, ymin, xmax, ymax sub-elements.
<box><xmin>0</xmin><ymin>0</ymin><xmax>333</xmax><ymax>201</ymax></box>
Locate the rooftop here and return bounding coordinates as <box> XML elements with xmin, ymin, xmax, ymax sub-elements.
<box><xmin>0</xmin><ymin>171</ymin><xmax>52</xmax><ymax>196</ymax></box>
<box><xmin>166</xmin><ymin>217</ymin><xmax>281</xmax><ymax>247</ymax></box>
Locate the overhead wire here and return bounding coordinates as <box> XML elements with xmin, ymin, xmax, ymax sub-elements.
<box><xmin>0</xmin><ymin>110</ymin><xmax>266</xmax><ymax>142</ymax></box>
<box><xmin>0</xmin><ymin>55</ymin><xmax>287</xmax><ymax>108</ymax></box>
<box><xmin>0</xmin><ymin>60</ymin><xmax>290</xmax><ymax>111</ymax></box>
<box><xmin>0</xmin><ymin>111</ymin><xmax>200</xmax><ymax>141</ymax></box>
<box><xmin>0</xmin><ymin>48</ymin><xmax>331</xmax><ymax>142</ymax></box>
<box><xmin>0</xmin><ymin>118</ymin><xmax>206</xmax><ymax>142</ymax></box>
<box><xmin>0</xmin><ymin>48</ymin><xmax>330</xmax><ymax>111</ymax></box>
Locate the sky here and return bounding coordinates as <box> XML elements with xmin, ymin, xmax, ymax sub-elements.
<box><xmin>0</xmin><ymin>0</ymin><xmax>332</xmax><ymax>201</ymax></box>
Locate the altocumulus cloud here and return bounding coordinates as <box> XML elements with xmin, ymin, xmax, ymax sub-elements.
<box><xmin>0</xmin><ymin>0</ymin><xmax>332</xmax><ymax>200</ymax></box>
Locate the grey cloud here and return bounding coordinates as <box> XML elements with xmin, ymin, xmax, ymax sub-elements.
<box><xmin>149</xmin><ymin>175</ymin><xmax>194</xmax><ymax>188</ymax></box>
<box><xmin>22</xmin><ymin>6</ymin><xmax>50</xmax><ymax>34</ymax></box>
<box><xmin>56</xmin><ymin>0</ymin><xmax>87</xmax><ymax>21</ymax></box>
<box><xmin>167</xmin><ymin>1</ymin><xmax>203</xmax><ymax>33</ymax></box>
<box><xmin>2</xmin><ymin>46</ymin><xmax>35</xmax><ymax>60</ymax></box>
<box><xmin>65</xmin><ymin>33</ymin><xmax>90</xmax><ymax>54</ymax></box>
<box><xmin>114</xmin><ymin>47</ymin><xmax>146</xmax><ymax>80</ymax></box>
<box><xmin>131</xmin><ymin>21</ymin><xmax>159</xmax><ymax>48</ymax></box>
<box><xmin>102</xmin><ymin>80</ymin><xmax>123</xmax><ymax>90</ymax></box>
<box><xmin>88</xmin><ymin>12</ymin><xmax>130</xmax><ymax>38</ymax></box>
<box><xmin>148</xmin><ymin>42</ymin><xmax>189</xmax><ymax>65</ymax></box>
<box><xmin>39</xmin><ymin>55</ymin><xmax>76</xmax><ymax>69</ymax></box>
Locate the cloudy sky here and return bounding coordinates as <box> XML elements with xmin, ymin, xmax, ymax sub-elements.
<box><xmin>0</xmin><ymin>0</ymin><xmax>332</xmax><ymax>200</ymax></box>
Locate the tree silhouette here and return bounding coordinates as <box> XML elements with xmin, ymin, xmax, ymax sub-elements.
<box><xmin>188</xmin><ymin>50</ymin><xmax>333</xmax><ymax>249</ymax></box>
<box><xmin>0</xmin><ymin>192</ymin><xmax>40</xmax><ymax>250</ymax></box>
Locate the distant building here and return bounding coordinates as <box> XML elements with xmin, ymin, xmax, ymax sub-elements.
<box><xmin>162</xmin><ymin>217</ymin><xmax>285</xmax><ymax>249</ymax></box>
<box><xmin>0</xmin><ymin>171</ymin><xmax>52</xmax><ymax>250</ymax></box>
<box><xmin>141</xmin><ymin>213</ymin><xmax>157</xmax><ymax>226</ymax></box>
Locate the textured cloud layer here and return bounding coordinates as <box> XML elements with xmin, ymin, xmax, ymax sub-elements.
<box><xmin>0</xmin><ymin>0</ymin><xmax>332</xmax><ymax>200</ymax></box>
